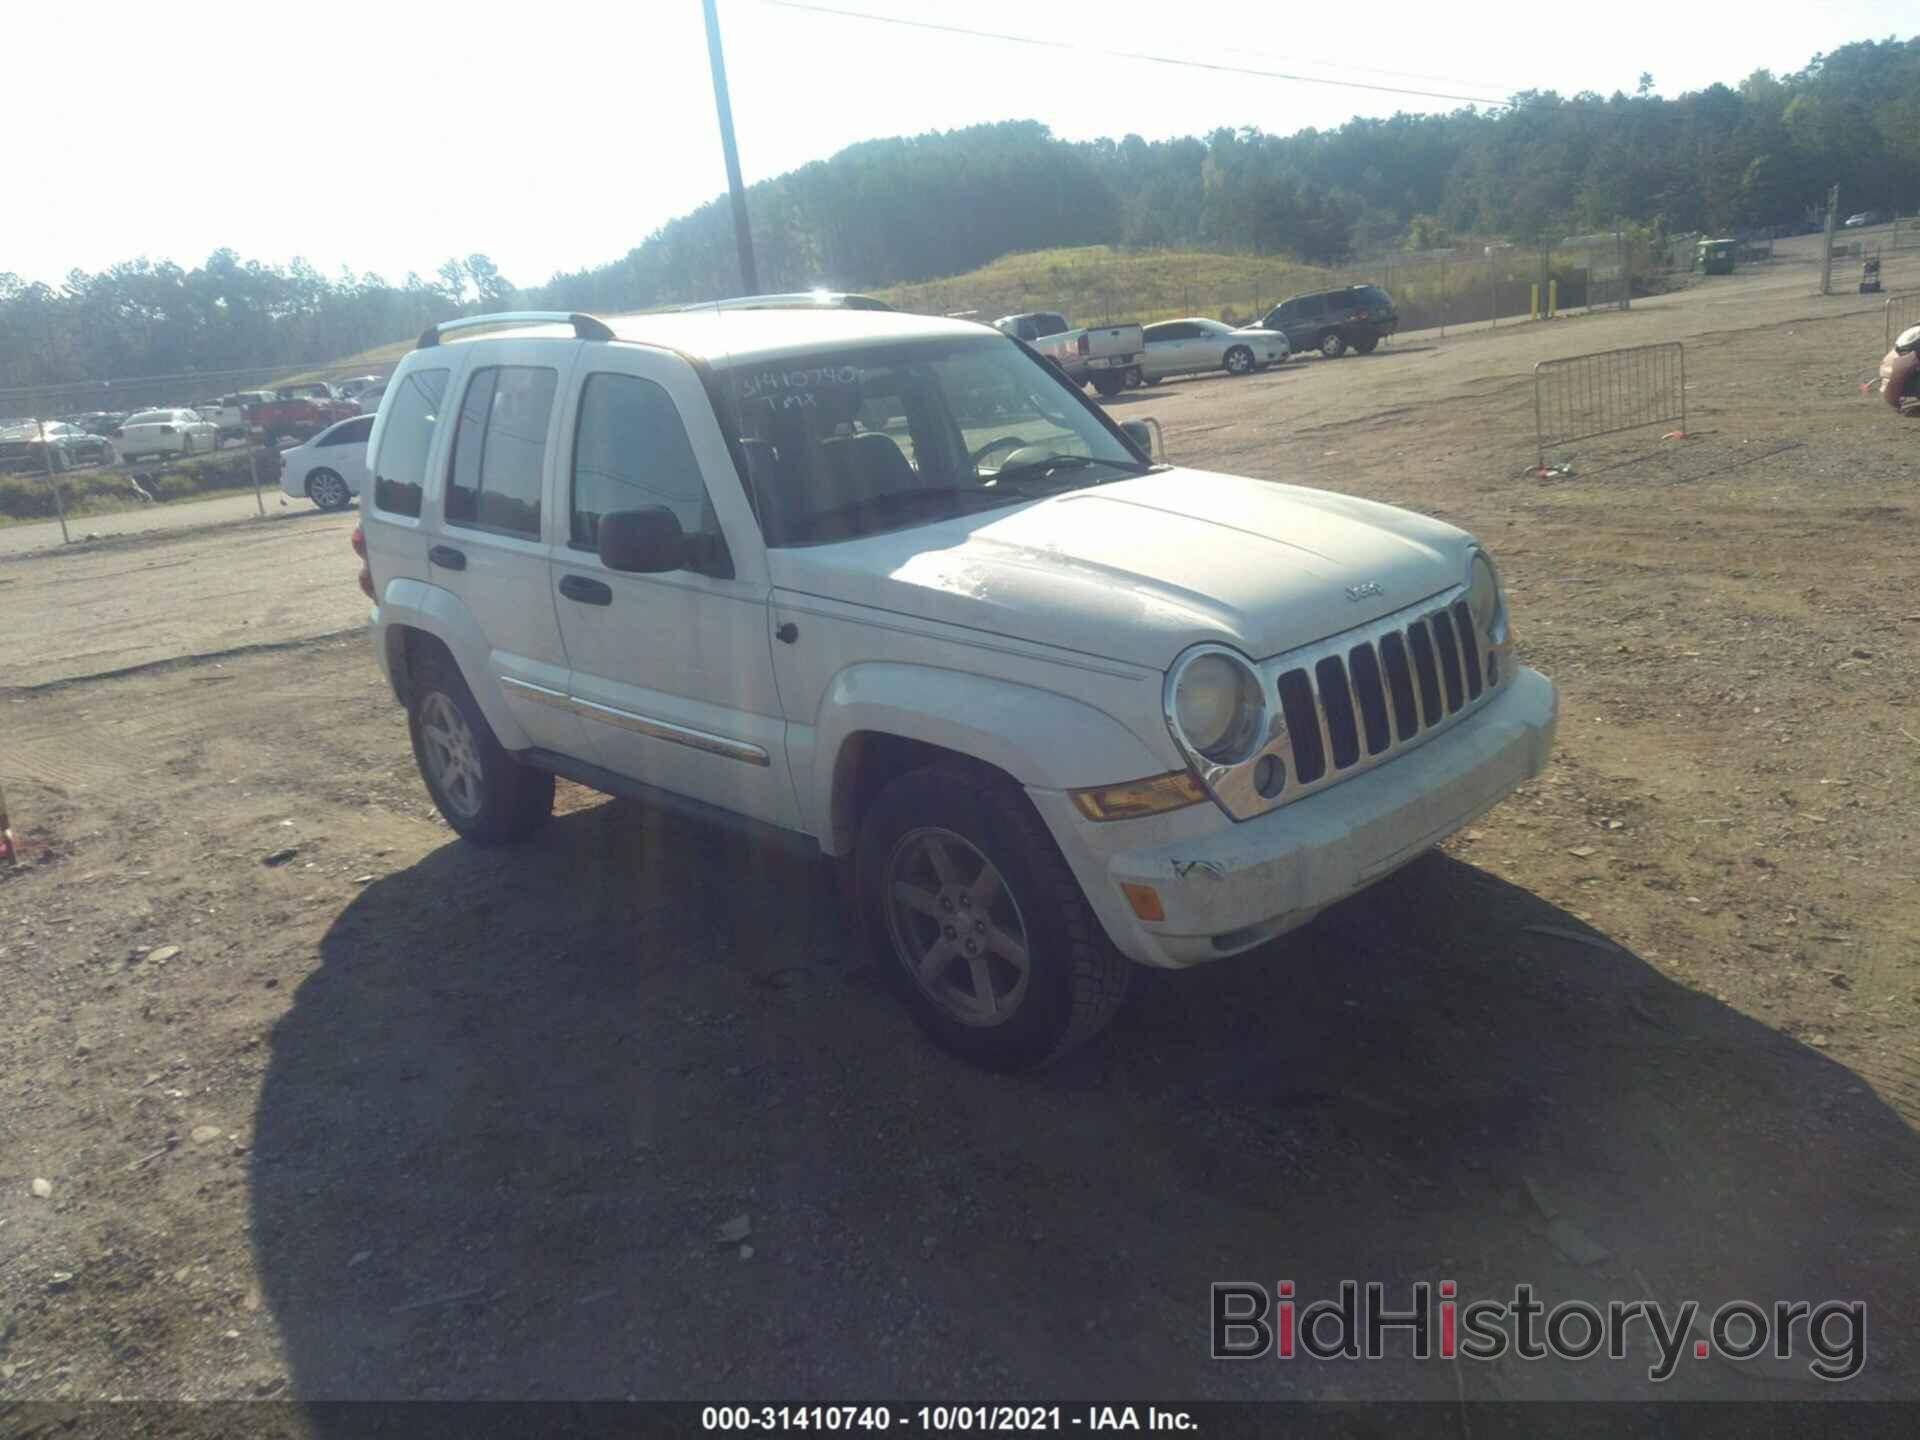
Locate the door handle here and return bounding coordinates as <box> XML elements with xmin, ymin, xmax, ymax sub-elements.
<box><xmin>558</xmin><ymin>574</ymin><xmax>613</xmax><ymax>606</ymax></box>
<box><xmin>428</xmin><ymin>544</ymin><xmax>465</xmax><ymax>571</ymax></box>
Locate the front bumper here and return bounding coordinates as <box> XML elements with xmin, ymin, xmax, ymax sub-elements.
<box><xmin>1029</xmin><ymin>665</ymin><xmax>1557</xmax><ymax>968</ymax></box>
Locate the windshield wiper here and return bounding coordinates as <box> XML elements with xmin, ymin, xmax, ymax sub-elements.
<box><xmin>797</xmin><ymin>483</ymin><xmax>1025</xmax><ymax>536</ymax></box>
<box><xmin>989</xmin><ymin>453</ymin><xmax>1149</xmax><ymax>489</ymax></box>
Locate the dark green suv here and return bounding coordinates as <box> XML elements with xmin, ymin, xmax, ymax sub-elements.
<box><xmin>1261</xmin><ymin>285</ymin><xmax>1398</xmax><ymax>358</ymax></box>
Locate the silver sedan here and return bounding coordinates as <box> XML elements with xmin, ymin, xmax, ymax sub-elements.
<box><xmin>1137</xmin><ymin>318</ymin><xmax>1290</xmax><ymax>384</ymax></box>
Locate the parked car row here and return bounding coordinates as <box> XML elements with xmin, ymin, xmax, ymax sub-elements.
<box><xmin>0</xmin><ymin>420</ymin><xmax>117</xmax><ymax>473</ymax></box>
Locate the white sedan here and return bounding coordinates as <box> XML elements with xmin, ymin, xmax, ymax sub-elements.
<box><xmin>280</xmin><ymin>413</ymin><xmax>373</xmax><ymax>511</ymax></box>
<box><xmin>116</xmin><ymin>408</ymin><xmax>221</xmax><ymax>460</ymax></box>
<box><xmin>1138</xmin><ymin>317</ymin><xmax>1290</xmax><ymax>383</ymax></box>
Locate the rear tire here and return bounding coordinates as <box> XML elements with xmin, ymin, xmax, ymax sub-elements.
<box><xmin>855</xmin><ymin>763</ymin><xmax>1131</xmax><ymax>1070</ymax></box>
<box><xmin>1092</xmin><ymin>373</ymin><xmax>1125</xmax><ymax>398</ymax></box>
<box><xmin>1320</xmin><ymin>332</ymin><xmax>1347</xmax><ymax>359</ymax></box>
<box><xmin>406</xmin><ymin>650</ymin><xmax>554</xmax><ymax>844</ymax></box>
<box><xmin>305</xmin><ymin>468</ymin><xmax>352</xmax><ymax>512</ymax></box>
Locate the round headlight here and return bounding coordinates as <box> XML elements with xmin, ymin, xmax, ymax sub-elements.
<box><xmin>1468</xmin><ymin>553</ymin><xmax>1504</xmax><ymax>643</ymax></box>
<box><xmin>1172</xmin><ymin>652</ymin><xmax>1263</xmax><ymax>764</ymax></box>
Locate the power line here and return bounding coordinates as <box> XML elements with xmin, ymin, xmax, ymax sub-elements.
<box><xmin>754</xmin><ymin>0</ymin><xmax>1512</xmax><ymax>109</ymax></box>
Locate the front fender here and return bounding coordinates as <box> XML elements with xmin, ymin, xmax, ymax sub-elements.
<box><xmin>811</xmin><ymin>663</ymin><xmax>1169</xmax><ymax>850</ymax></box>
<box><xmin>374</xmin><ymin>577</ymin><xmax>531</xmax><ymax>751</ymax></box>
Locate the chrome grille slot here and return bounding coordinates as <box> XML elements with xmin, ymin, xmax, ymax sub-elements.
<box><xmin>1240</xmin><ymin>584</ymin><xmax>1503</xmax><ymax>820</ymax></box>
<box><xmin>1429</xmin><ymin>607</ymin><xmax>1466</xmax><ymax>714</ymax></box>
<box><xmin>1315</xmin><ymin>656</ymin><xmax>1361</xmax><ymax>769</ymax></box>
<box><xmin>1407</xmin><ymin>619</ymin><xmax>1444</xmax><ymax>724</ymax></box>
<box><xmin>1275</xmin><ymin>670</ymin><xmax>1325</xmax><ymax>782</ymax></box>
<box><xmin>1453</xmin><ymin>600</ymin><xmax>1483</xmax><ymax>700</ymax></box>
<box><xmin>1347</xmin><ymin>643</ymin><xmax>1392</xmax><ymax>755</ymax></box>
<box><xmin>1377</xmin><ymin>632</ymin><xmax>1420</xmax><ymax>741</ymax></box>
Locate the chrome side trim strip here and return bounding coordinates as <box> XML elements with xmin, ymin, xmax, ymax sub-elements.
<box><xmin>499</xmin><ymin>675</ymin><xmax>571</xmax><ymax>708</ymax></box>
<box><xmin>499</xmin><ymin>675</ymin><xmax>772</xmax><ymax>768</ymax></box>
<box><xmin>571</xmin><ymin>697</ymin><xmax>772</xmax><ymax>767</ymax></box>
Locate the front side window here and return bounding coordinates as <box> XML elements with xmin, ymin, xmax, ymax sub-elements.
<box><xmin>722</xmin><ymin>334</ymin><xmax>1149</xmax><ymax>547</ymax></box>
<box><xmin>444</xmin><ymin>365</ymin><xmax>556</xmax><ymax>539</ymax></box>
<box><xmin>370</xmin><ymin>366</ymin><xmax>448</xmax><ymax>518</ymax></box>
<box><xmin>570</xmin><ymin>372</ymin><xmax>719</xmax><ymax>549</ymax></box>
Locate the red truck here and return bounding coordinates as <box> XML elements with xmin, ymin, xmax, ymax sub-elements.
<box><xmin>245</xmin><ymin>383</ymin><xmax>360</xmax><ymax>446</ymax></box>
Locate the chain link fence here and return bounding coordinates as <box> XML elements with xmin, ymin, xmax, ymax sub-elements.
<box><xmin>1</xmin><ymin>358</ymin><xmax>394</xmax><ymax>538</ymax></box>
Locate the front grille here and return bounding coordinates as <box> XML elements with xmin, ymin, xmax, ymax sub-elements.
<box><xmin>1272</xmin><ymin>594</ymin><xmax>1495</xmax><ymax>801</ymax></box>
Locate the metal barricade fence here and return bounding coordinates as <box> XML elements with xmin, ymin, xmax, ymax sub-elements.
<box><xmin>1886</xmin><ymin>292</ymin><xmax>1920</xmax><ymax>349</ymax></box>
<box><xmin>1534</xmin><ymin>342</ymin><xmax>1685</xmax><ymax>472</ymax></box>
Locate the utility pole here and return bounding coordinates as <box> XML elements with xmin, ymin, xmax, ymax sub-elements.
<box><xmin>1820</xmin><ymin>185</ymin><xmax>1839</xmax><ymax>296</ymax></box>
<box><xmin>702</xmin><ymin>0</ymin><xmax>759</xmax><ymax>297</ymax></box>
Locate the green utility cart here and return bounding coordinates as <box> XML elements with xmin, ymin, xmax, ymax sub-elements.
<box><xmin>1696</xmin><ymin>238</ymin><xmax>1737</xmax><ymax>275</ymax></box>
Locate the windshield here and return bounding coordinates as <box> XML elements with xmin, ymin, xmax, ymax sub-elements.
<box><xmin>720</xmin><ymin>334</ymin><xmax>1148</xmax><ymax>546</ymax></box>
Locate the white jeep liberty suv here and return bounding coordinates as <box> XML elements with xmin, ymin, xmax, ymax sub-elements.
<box><xmin>358</xmin><ymin>308</ymin><xmax>1557</xmax><ymax>1069</ymax></box>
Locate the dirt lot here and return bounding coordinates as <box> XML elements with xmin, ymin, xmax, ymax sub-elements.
<box><xmin>3</xmin><ymin>254</ymin><xmax>1919</xmax><ymax>1409</ymax></box>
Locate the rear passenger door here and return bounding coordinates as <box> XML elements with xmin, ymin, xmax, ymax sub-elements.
<box><xmin>549</xmin><ymin>348</ymin><xmax>798</xmax><ymax>830</ymax></box>
<box><xmin>426</xmin><ymin>339</ymin><xmax>584</xmax><ymax>754</ymax></box>
<box><xmin>318</xmin><ymin>414</ymin><xmax>375</xmax><ymax>492</ymax></box>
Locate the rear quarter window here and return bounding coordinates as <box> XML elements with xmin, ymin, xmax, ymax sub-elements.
<box><xmin>370</xmin><ymin>366</ymin><xmax>449</xmax><ymax>519</ymax></box>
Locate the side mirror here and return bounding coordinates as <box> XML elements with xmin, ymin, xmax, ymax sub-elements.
<box><xmin>1120</xmin><ymin>418</ymin><xmax>1165</xmax><ymax>464</ymax></box>
<box><xmin>598</xmin><ymin>506</ymin><xmax>687</xmax><ymax>573</ymax></box>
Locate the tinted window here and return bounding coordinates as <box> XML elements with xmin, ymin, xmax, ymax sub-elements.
<box><xmin>570</xmin><ymin>373</ymin><xmax>717</xmax><ymax>550</ymax></box>
<box><xmin>444</xmin><ymin>365</ymin><xmax>556</xmax><ymax>539</ymax></box>
<box><xmin>1294</xmin><ymin>294</ymin><xmax>1327</xmax><ymax>317</ymax></box>
<box><xmin>1032</xmin><ymin>313</ymin><xmax>1069</xmax><ymax>338</ymax></box>
<box><xmin>321</xmin><ymin>415</ymin><xmax>375</xmax><ymax>447</ymax></box>
<box><xmin>1359</xmin><ymin>286</ymin><xmax>1395</xmax><ymax>308</ymax></box>
<box><xmin>370</xmin><ymin>366</ymin><xmax>447</xmax><ymax>518</ymax></box>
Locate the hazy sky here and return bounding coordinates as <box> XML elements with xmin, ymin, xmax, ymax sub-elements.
<box><xmin>8</xmin><ymin>0</ymin><xmax>1895</xmax><ymax>288</ymax></box>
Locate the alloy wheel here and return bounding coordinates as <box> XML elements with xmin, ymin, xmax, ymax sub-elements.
<box><xmin>884</xmin><ymin>826</ymin><xmax>1031</xmax><ymax>1027</ymax></box>
<box><xmin>419</xmin><ymin>691</ymin><xmax>484</xmax><ymax>820</ymax></box>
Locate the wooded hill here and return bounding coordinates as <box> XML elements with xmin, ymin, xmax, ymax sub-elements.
<box><xmin>4</xmin><ymin>36</ymin><xmax>1913</xmax><ymax>392</ymax></box>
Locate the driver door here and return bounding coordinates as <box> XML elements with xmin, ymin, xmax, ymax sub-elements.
<box><xmin>548</xmin><ymin>348</ymin><xmax>798</xmax><ymax>830</ymax></box>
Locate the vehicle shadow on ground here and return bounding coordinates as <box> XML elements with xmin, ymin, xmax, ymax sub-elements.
<box><xmin>253</xmin><ymin>800</ymin><xmax>1920</xmax><ymax>1406</ymax></box>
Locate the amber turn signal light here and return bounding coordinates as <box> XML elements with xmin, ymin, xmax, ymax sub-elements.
<box><xmin>1068</xmin><ymin>771</ymin><xmax>1207</xmax><ymax>823</ymax></box>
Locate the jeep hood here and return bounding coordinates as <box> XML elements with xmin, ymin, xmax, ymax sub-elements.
<box><xmin>767</xmin><ymin>467</ymin><xmax>1474</xmax><ymax>669</ymax></box>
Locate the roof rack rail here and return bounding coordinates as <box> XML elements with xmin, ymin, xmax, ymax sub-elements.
<box><xmin>416</xmin><ymin>311</ymin><xmax>614</xmax><ymax>349</ymax></box>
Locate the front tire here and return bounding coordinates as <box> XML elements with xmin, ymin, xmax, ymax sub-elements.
<box><xmin>856</xmin><ymin>764</ymin><xmax>1131</xmax><ymax>1070</ymax></box>
<box><xmin>1320</xmin><ymin>332</ymin><xmax>1347</xmax><ymax>359</ymax></box>
<box><xmin>1224</xmin><ymin>345</ymin><xmax>1254</xmax><ymax>376</ymax></box>
<box><xmin>406</xmin><ymin>650</ymin><xmax>554</xmax><ymax>844</ymax></box>
<box><xmin>1352</xmin><ymin>334</ymin><xmax>1380</xmax><ymax>355</ymax></box>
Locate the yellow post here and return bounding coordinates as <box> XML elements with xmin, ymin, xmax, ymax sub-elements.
<box><xmin>1548</xmin><ymin>279</ymin><xmax>1558</xmax><ymax>317</ymax></box>
<box><xmin>1530</xmin><ymin>283</ymin><xmax>1540</xmax><ymax>319</ymax></box>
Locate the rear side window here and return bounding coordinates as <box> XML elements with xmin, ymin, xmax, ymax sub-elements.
<box><xmin>444</xmin><ymin>365</ymin><xmax>557</xmax><ymax>539</ymax></box>
<box><xmin>570</xmin><ymin>373</ymin><xmax>717</xmax><ymax>550</ymax></box>
<box><xmin>321</xmin><ymin>415</ymin><xmax>375</xmax><ymax>447</ymax></box>
<box><xmin>371</xmin><ymin>366</ymin><xmax>448</xmax><ymax>518</ymax></box>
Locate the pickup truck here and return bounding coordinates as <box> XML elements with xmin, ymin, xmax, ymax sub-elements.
<box><xmin>992</xmin><ymin>311</ymin><xmax>1145</xmax><ymax>397</ymax></box>
<box><xmin>245</xmin><ymin>384</ymin><xmax>361</xmax><ymax>446</ymax></box>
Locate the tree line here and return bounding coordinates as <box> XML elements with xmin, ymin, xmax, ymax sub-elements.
<box><xmin>5</xmin><ymin>36</ymin><xmax>1914</xmax><ymax>392</ymax></box>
